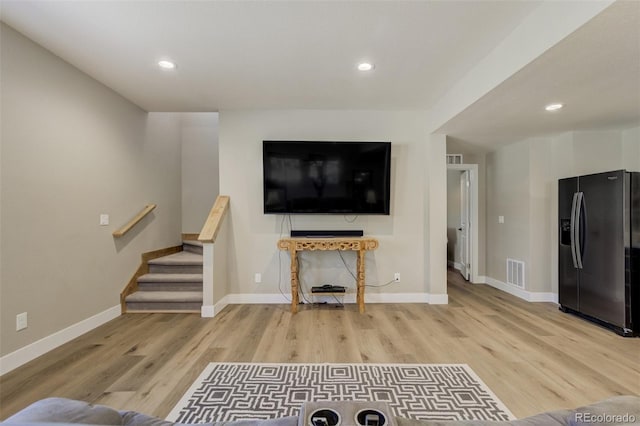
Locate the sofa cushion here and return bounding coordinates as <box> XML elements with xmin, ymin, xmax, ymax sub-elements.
<box><xmin>119</xmin><ymin>412</ymin><xmax>299</xmax><ymax>426</ymax></box>
<box><xmin>395</xmin><ymin>396</ymin><xmax>640</xmax><ymax>426</ymax></box>
<box><xmin>120</xmin><ymin>410</ymin><xmax>174</xmax><ymax>426</ymax></box>
<box><xmin>3</xmin><ymin>397</ymin><xmax>123</xmax><ymax>425</ymax></box>
<box><xmin>214</xmin><ymin>416</ymin><xmax>299</xmax><ymax>426</ymax></box>
<box><xmin>569</xmin><ymin>395</ymin><xmax>640</xmax><ymax>426</ymax></box>
<box><xmin>395</xmin><ymin>412</ymin><xmax>570</xmax><ymax>426</ymax></box>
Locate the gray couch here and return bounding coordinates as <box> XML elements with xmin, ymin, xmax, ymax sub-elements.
<box><xmin>3</xmin><ymin>396</ymin><xmax>639</xmax><ymax>426</ymax></box>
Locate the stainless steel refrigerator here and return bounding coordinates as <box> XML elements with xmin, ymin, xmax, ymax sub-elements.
<box><xmin>558</xmin><ymin>170</ymin><xmax>639</xmax><ymax>336</ymax></box>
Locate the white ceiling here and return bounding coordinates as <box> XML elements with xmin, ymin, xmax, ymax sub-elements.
<box><xmin>1</xmin><ymin>1</ymin><xmax>638</xmax><ymax>151</ymax></box>
<box><xmin>436</xmin><ymin>0</ymin><xmax>640</xmax><ymax>150</ymax></box>
<box><xmin>0</xmin><ymin>0</ymin><xmax>540</xmax><ymax>111</ymax></box>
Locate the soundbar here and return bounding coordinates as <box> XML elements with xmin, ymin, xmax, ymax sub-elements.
<box><xmin>311</xmin><ymin>285</ymin><xmax>346</xmax><ymax>293</ymax></box>
<box><xmin>291</xmin><ymin>230</ymin><xmax>364</xmax><ymax>238</ymax></box>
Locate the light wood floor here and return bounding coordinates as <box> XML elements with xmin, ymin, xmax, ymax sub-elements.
<box><xmin>1</xmin><ymin>269</ymin><xmax>639</xmax><ymax>420</ymax></box>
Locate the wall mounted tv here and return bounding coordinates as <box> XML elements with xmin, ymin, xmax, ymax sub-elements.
<box><xmin>263</xmin><ymin>141</ymin><xmax>391</xmax><ymax>215</ymax></box>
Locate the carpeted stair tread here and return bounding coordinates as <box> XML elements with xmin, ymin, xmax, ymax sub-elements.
<box><xmin>183</xmin><ymin>240</ymin><xmax>203</xmax><ymax>247</ymax></box>
<box><xmin>182</xmin><ymin>240</ymin><xmax>203</xmax><ymax>254</ymax></box>
<box><xmin>125</xmin><ymin>243</ymin><xmax>204</xmax><ymax>313</ymax></box>
<box><xmin>126</xmin><ymin>291</ymin><xmax>203</xmax><ymax>303</ymax></box>
<box><xmin>148</xmin><ymin>251</ymin><xmax>203</xmax><ymax>266</ymax></box>
<box><xmin>138</xmin><ymin>273</ymin><xmax>203</xmax><ymax>283</ymax></box>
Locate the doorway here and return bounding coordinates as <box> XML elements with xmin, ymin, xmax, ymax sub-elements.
<box><xmin>446</xmin><ymin>164</ymin><xmax>479</xmax><ymax>283</ymax></box>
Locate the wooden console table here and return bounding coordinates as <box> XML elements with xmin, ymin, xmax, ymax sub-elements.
<box><xmin>277</xmin><ymin>237</ymin><xmax>379</xmax><ymax>314</ymax></box>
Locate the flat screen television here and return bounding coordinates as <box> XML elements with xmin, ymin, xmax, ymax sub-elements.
<box><xmin>263</xmin><ymin>141</ymin><xmax>391</xmax><ymax>214</ymax></box>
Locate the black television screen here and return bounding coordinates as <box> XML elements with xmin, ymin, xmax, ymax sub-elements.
<box><xmin>263</xmin><ymin>141</ymin><xmax>391</xmax><ymax>214</ymax></box>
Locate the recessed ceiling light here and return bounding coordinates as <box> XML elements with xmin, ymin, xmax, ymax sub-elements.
<box><xmin>357</xmin><ymin>62</ymin><xmax>374</xmax><ymax>71</ymax></box>
<box><xmin>545</xmin><ymin>103</ymin><xmax>563</xmax><ymax>111</ymax></box>
<box><xmin>158</xmin><ymin>60</ymin><xmax>176</xmax><ymax>70</ymax></box>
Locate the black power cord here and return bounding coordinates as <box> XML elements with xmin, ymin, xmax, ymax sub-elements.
<box><xmin>337</xmin><ymin>251</ymin><xmax>396</xmax><ymax>288</ymax></box>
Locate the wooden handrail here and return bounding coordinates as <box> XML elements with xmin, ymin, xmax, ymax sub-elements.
<box><xmin>198</xmin><ymin>195</ymin><xmax>230</xmax><ymax>243</ymax></box>
<box><xmin>112</xmin><ymin>204</ymin><xmax>157</xmax><ymax>238</ymax></box>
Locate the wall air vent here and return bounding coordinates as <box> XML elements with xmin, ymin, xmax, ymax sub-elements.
<box><xmin>446</xmin><ymin>154</ymin><xmax>463</xmax><ymax>164</ymax></box>
<box><xmin>506</xmin><ymin>258</ymin><xmax>525</xmax><ymax>288</ymax></box>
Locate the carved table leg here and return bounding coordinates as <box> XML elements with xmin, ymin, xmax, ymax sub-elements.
<box><xmin>290</xmin><ymin>248</ymin><xmax>299</xmax><ymax>313</ymax></box>
<box><xmin>357</xmin><ymin>249</ymin><xmax>366</xmax><ymax>313</ymax></box>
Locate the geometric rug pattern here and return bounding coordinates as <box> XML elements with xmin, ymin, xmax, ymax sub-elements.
<box><xmin>167</xmin><ymin>363</ymin><xmax>515</xmax><ymax>423</ymax></box>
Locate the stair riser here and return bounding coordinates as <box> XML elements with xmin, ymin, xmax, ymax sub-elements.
<box><xmin>183</xmin><ymin>245</ymin><xmax>203</xmax><ymax>255</ymax></box>
<box><xmin>126</xmin><ymin>302</ymin><xmax>202</xmax><ymax>312</ymax></box>
<box><xmin>138</xmin><ymin>283</ymin><xmax>202</xmax><ymax>291</ymax></box>
<box><xmin>149</xmin><ymin>264</ymin><xmax>202</xmax><ymax>274</ymax></box>
<box><xmin>124</xmin><ymin>244</ymin><xmax>204</xmax><ymax>314</ymax></box>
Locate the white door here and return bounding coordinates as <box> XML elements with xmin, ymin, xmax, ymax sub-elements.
<box><xmin>459</xmin><ymin>171</ymin><xmax>471</xmax><ymax>280</ymax></box>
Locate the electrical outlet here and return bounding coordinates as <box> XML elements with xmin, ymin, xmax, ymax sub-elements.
<box><xmin>394</xmin><ymin>273</ymin><xmax>401</xmax><ymax>282</ymax></box>
<box><xmin>498</xmin><ymin>215</ymin><xmax>505</xmax><ymax>224</ymax></box>
<box><xmin>254</xmin><ymin>273</ymin><xmax>262</xmax><ymax>284</ymax></box>
<box><xmin>100</xmin><ymin>214</ymin><xmax>109</xmax><ymax>226</ymax></box>
<box><xmin>16</xmin><ymin>312</ymin><xmax>28</xmax><ymax>331</ymax></box>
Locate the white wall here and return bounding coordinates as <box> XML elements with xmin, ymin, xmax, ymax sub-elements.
<box><xmin>622</xmin><ymin>127</ymin><xmax>640</xmax><ymax>172</ymax></box>
<box><xmin>486</xmin><ymin>141</ymin><xmax>531</xmax><ymax>286</ymax></box>
<box><xmin>446</xmin><ymin>140</ymin><xmax>487</xmax><ymax>277</ymax></box>
<box><xmin>571</xmin><ymin>130</ymin><xmax>623</xmax><ymax>176</ymax></box>
<box><xmin>181</xmin><ymin>113</ymin><xmax>219</xmax><ymax>232</ymax></box>
<box><xmin>217</xmin><ymin>110</ymin><xmax>446</xmax><ymax>302</ymax></box>
<box><xmin>447</xmin><ymin>170</ymin><xmax>463</xmax><ymax>265</ymax></box>
<box><xmin>0</xmin><ymin>23</ymin><xmax>183</xmax><ymax>357</ymax></box>
<box><xmin>426</xmin><ymin>134</ymin><xmax>448</xmax><ymax>298</ymax></box>
<box><xmin>484</xmin><ymin>126</ymin><xmax>640</xmax><ymax>297</ymax></box>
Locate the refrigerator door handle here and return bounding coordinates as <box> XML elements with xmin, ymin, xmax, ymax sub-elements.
<box><xmin>570</xmin><ymin>192</ymin><xmax>579</xmax><ymax>269</ymax></box>
<box><xmin>575</xmin><ymin>192</ymin><xmax>584</xmax><ymax>269</ymax></box>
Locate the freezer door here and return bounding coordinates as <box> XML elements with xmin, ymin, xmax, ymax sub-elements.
<box><xmin>559</xmin><ymin>177</ymin><xmax>579</xmax><ymax>310</ymax></box>
<box><xmin>631</xmin><ymin>173</ymin><xmax>639</xmax><ymax>331</ymax></box>
<box><xmin>578</xmin><ymin>170</ymin><xmax>626</xmax><ymax>326</ymax></box>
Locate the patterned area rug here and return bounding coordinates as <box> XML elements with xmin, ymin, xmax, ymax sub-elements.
<box><xmin>167</xmin><ymin>363</ymin><xmax>515</xmax><ymax>423</ymax></box>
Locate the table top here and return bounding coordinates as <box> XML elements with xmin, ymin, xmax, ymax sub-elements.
<box><xmin>278</xmin><ymin>237</ymin><xmax>379</xmax><ymax>251</ymax></box>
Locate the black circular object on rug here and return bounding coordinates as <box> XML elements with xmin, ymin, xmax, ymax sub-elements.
<box><xmin>355</xmin><ymin>409</ymin><xmax>387</xmax><ymax>426</ymax></box>
<box><xmin>309</xmin><ymin>408</ymin><xmax>341</xmax><ymax>426</ymax></box>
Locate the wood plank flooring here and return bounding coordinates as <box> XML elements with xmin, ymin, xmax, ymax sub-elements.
<box><xmin>1</xmin><ymin>269</ymin><xmax>639</xmax><ymax>420</ymax></box>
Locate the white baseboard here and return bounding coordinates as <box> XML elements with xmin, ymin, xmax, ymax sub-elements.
<box><xmin>201</xmin><ymin>298</ymin><xmax>231</xmax><ymax>318</ymax></box>
<box><xmin>474</xmin><ymin>275</ymin><xmax>488</xmax><ymax>284</ymax></box>
<box><xmin>365</xmin><ymin>292</ymin><xmax>435</xmax><ymax>304</ymax></box>
<box><xmin>224</xmin><ymin>293</ymin><xmax>292</xmax><ymax>304</ymax></box>
<box><xmin>484</xmin><ymin>277</ymin><xmax>558</xmax><ymax>303</ymax></box>
<box><xmin>0</xmin><ymin>305</ymin><xmax>121</xmax><ymax>376</ymax></box>
<box><xmin>213</xmin><ymin>298</ymin><xmax>229</xmax><ymax>316</ymax></box>
<box><xmin>216</xmin><ymin>292</ymin><xmax>449</xmax><ymax>306</ymax></box>
<box><xmin>201</xmin><ymin>305</ymin><xmax>215</xmax><ymax>318</ymax></box>
<box><xmin>427</xmin><ymin>293</ymin><xmax>449</xmax><ymax>304</ymax></box>
<box><xmin>447</xmin><ymin>261</ymin><xmax>463</xmax><ymax>271</ymax></box>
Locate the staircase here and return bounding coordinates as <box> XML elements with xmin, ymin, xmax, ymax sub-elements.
<box><xmin>125</xmin><ymin>240</ymin><xmax>203</xmax><ymax>313</ymax></box>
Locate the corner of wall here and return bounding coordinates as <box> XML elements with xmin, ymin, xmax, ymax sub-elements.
<box><xmin>427</xmin><ymin>134</ymin><xmax>448</xmax><ymax>297</ymax></box>
<box><xmin>1</xmin><ymin>26</ymin><xmax>183</xmax><ymax>359</ymax></box>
